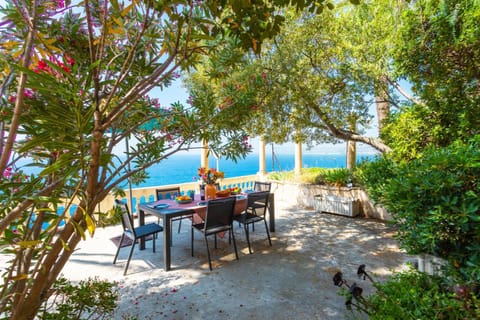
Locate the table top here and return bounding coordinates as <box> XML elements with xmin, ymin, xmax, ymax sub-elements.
<box><xmin>140</xmin><ymin>194</ymin><xmax>248</xmax><ymax>216</ymax></box>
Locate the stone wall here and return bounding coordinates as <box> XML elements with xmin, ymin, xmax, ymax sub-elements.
<box><xmin>269</xmin><ymin>181</ymin><xmax>391</xmax><ymax>221</ymax></box>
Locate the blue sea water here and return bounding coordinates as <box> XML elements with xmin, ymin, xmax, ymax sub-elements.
<box><xmin>133</xmin><ymin>153</ymin><xmax>375</xmax><ymax>188</ymax></box>
<box><xmin>15</xmin><ymin>152</ymin><xmax>376</xmax><ymax>189</ymax></box>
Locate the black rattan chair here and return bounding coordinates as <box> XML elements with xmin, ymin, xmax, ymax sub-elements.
<box><xmin>113</xmin><ymin>199</ymin><xmax>163</xmax><ymax>275</ymax></box>
<box><xmin>234</xmin><ymin>190</ymin><xmax>272</xmax><ymax>254</ymax></box>
<box><xmin>191</xmin><ymin>197</ymin><xmax>239</xmax><ymax>270</ymax></box>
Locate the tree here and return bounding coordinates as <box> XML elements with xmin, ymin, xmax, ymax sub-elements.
<box><xmin>185</xmin><ymin>1</ymin><xmax>417</xmax><ymax>158</ymax></box>
<box><xmin>0</xmin><ymin>0</ymin><xmax>336</xmax><ymax>318</ymax></box>
<box><xmin>385</xmin><ymin>0</ymin><xmax>480</xmax><ymax>157</ymax></box>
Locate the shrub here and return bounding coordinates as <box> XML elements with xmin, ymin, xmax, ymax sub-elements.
<box><xmin>334</xmin><ymin>265</ymin><xmax>480</xmax><ymax>319</ymax></box>
<box><xmin>39</xmin><ymin>276</ymin><xmax>119</xmax><ymax>319</ymax></box>
<box><xmin>380</xmin><ymin>138</ymin><xmax>480</xmax><ymax>279</ymax></box>
<box><xmin>316</xmin><ymin>168</ymin><xmax>352</xmax><ymax>187</ymax></box>
<box><xmin>267</xmin><ymin>167</ymin><xmax>354</xmax><ymax>187</ymax></box>
<box><xmin>354</xmin><ymin>155</ymin><xmax>398</xmax><ymax>204</ymax></box>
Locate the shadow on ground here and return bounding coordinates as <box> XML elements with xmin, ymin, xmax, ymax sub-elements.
<box><xmin>62</xmin><ymin>200</ymin><xmax>411</xmax><ymax>319</ymax></box>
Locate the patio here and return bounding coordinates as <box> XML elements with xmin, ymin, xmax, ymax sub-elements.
<box><xmin>62</xmin><ymin>197</ymin><xmax>412</xmax><ymax>319</ymax></box>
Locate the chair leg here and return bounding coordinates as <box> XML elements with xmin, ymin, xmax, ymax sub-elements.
<box><xmin>264</xmin><ymin>219</ymin><xmax>272</xmax><ymax>246</ymax></box>
<box><xmin>214</xmin><ymin>233</ymin><xmax>217</xmax><ymax>249</ymax></box>
<box><xmin>191</xmin><ymin>228</ymin><xmax>194</xmax><ymax>257</ymax></box>
<box><xmin>124</xmin><ymin>242</ymin><xmax>136</xmax><ymax>276</ymax></box>
<box><xmin>204</xmin><ymin>236</ymin><xmax>212</xmax><ymax>271</ymax></box>
<box><xmin>113</xmin><ymin>234</ymin><xmax>125</xmax><ymax>264</ymax></box>
<box><xmin>244</xmin><ymin>224</ymin><xmax>253</xmax><ymax>254</ymax></box>
<box><xmin>177</xmin><ymin>218</ymin><xmax>182</xmax><ymax>233</ymax></box>
<box><xmin>230</xmin><ymin>227</ymin><xmax>239</xmax><ymax>260</ymax></box>
<box><xmin>152</xmin><ymin>234</ymin><xmax>156</xmax><ymax>253</ymax></box>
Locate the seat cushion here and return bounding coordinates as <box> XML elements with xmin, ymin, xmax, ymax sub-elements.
<box><xmin>135</xmin><ymin>223</ymin><xmax>163</xmax><ymax>238</ymax></box>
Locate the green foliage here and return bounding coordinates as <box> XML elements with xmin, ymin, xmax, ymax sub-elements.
<box><xmin>267</xmin><ymin>167</ymin><xmax>354</xmax><ymax>187</ymax></box>
<box><xmin>335</xmin><ymin>265</ymin><xmax>480</xmax><ymax>319</ymax></box>
<box><xmin>379</xmin><ymin>138</ymin><xmax>480</xmax><ymax>280</ymax></box>
<box><xmin>393</xmin><ymin>0</ymin><xmax>480</xmax><ymax>147</ymax></box>
<box><xmin>39</xmin><ymin>277</ymin><xmax>118</xmax><ymax>320</ymax></box>
<box><xmin>367</xmin><ymin>268</ymin><xmax>480</xmax><ymax>319</ymax></box>
<box><xmin>354</xmin><ymin>155</ymin><xmax>398</xmax><ymax>204</ymax></box>
<box><xmin>381</xmin><ymin>105</ymin><xmax>433</xmax><ymax>162</ymax></box>
<box><xmin>96</xmin><ymin>206</ymin><xmax>123</xmax><ymax>228</ymax></box>
<box><xmin>315</xmin><ymin>168</ymin><xmax>352</xmax><ymax>187</ymax></box>
<box><xmin>267</xmin><ymin>168</ymin><xmax>324</xmax><ymax>184</ymax></box>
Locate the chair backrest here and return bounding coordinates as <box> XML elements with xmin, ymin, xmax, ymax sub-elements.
<box><xmin>156</xmin><ymin>187</ymin><xmax>181</xmax><ymax>200</ymax></box>
<box><xmin>204</xmin><ymin>197</ymin><xmax>236</xmax><ymax>232</ymax></box>
<box><xmin>254</xmin><ymin>181</ymin><xmax>271</xmax><ymax>192</ymax></box>
<box><xmin>115</xmin><ymin>199</ymin><xmax>136</xmax><ymax>237</ymax></box>
<box><xmin>247</xmin><ymin>191</ymin><xmax>270</xmax><ymax>217</ymax></box>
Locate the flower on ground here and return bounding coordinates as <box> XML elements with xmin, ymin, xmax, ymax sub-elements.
<box><xmin>197</xmin><ymin>167</ymin><xmax>224</xmax><ymax>184</ymax></box>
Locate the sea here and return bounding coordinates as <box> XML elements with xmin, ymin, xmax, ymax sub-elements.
<box><xmin>132</xmin><ymin>152</ymin><xmax>376</xmax><ymax>188</ymax></box>
<box><xmin>14</xmin><ymin>152</ymin><xmax>377</xmax><ymax>189</ymax></box>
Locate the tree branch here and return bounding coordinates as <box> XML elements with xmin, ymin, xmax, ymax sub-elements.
<box><xmin>388</xmin><ymin>77</ymin><xmax>424</xmax><ymax>106</ymax></box>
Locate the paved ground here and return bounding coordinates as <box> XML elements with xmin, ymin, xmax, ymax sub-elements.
<box><xmin>62</xmin><ymin>199</ymin><xmax>412</xmax><ymax>319</ymax></box>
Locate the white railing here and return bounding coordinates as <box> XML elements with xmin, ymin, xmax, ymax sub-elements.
<box><xmin>98</xmin><ymin>175</ymin><xmax>258</xmax><ymax>214</ymax></box>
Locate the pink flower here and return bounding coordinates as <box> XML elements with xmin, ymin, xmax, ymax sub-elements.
<box><xmin>3</xmin><ymin>167</ymin><xmax>12</xmax><ymax>178</ymax></box>
<box><xmin>23</xmin><ymin>89</ymin><xmax>34</xmax><ymax>99</ymax></box>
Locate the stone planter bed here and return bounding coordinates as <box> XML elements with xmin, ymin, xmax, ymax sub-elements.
<box><xmin>269</xmin><ymin>180</ymin><xmax>391</xmax><ymax>221</ymax></box>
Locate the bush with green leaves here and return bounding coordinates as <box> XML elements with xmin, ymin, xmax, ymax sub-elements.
<box><xmin>335</xmin><ymin>265</ymin><xmax>479</xmax><ymax>319</ymax></box>
<box><xmin>315</xmin><ymin>168</ymin><xmax>353</xmax><ymax>187</ymax></box>
<box><xmin>39</xmin><ymin>277</ymin><xmax>119</xmax><ymax>320</ymax></box>
<box><xmin>354</xmin><ymin>155</ymin><xmax>398</xmax><ymax>204</ymax></box>
<box><xmin>368</xmin><ymin>268</ymin><xmax>480</xmax><ymax>319</ymax></box>
<box><xmin>376</xmin><ymin>138</ymin><xmax>480</xmax><ymax>282</ymax></box>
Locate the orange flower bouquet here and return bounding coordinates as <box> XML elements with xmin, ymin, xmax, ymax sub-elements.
<box><xmin>197</xmin><ymin>167</ymin><xmax>224</xmax><ymax>185</ymax></box>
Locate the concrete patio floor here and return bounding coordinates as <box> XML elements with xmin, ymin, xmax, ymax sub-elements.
<box><xmin>62</xmin><ymin>198</ymin><xmax>412</xmax><ymax>319</ymax></box>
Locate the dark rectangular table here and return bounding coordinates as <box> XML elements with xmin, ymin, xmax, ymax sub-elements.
<box><xmin>138</xmin><ymin>204</ymin><xmax>194</xmax><ymax>271</ymax></box>
<box><xmin>137</xmin><ymin>193</ymin><xmax>275</xmax><ymax>271</ymax></box>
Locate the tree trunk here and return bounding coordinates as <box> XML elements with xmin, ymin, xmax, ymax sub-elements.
<box><xmin>346</xmin><ymin>117</ymin><xmax>357</xmax><ymax>170</ymax></box>
<box><xmin>375</xmin><ymin>75</ymin><xmax>390</xmax><ymax>135</ymax></box>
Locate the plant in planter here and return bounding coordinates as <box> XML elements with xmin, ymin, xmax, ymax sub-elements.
<box><xmin>315</xmin><ymin>168</ymin><xmax>353</xmax><ymax>187</ymax></box>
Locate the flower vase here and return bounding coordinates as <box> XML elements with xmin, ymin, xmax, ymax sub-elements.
<box><xmin>205</xmin><ymin>184</ymin><xmax>217</xmax><ymax>200</ymax></box>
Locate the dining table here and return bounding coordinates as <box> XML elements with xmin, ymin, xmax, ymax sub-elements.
<box><xmin>137</xmin><ymin>191</ymin><xmax>276</xmax><ymax>271</ymax></box>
